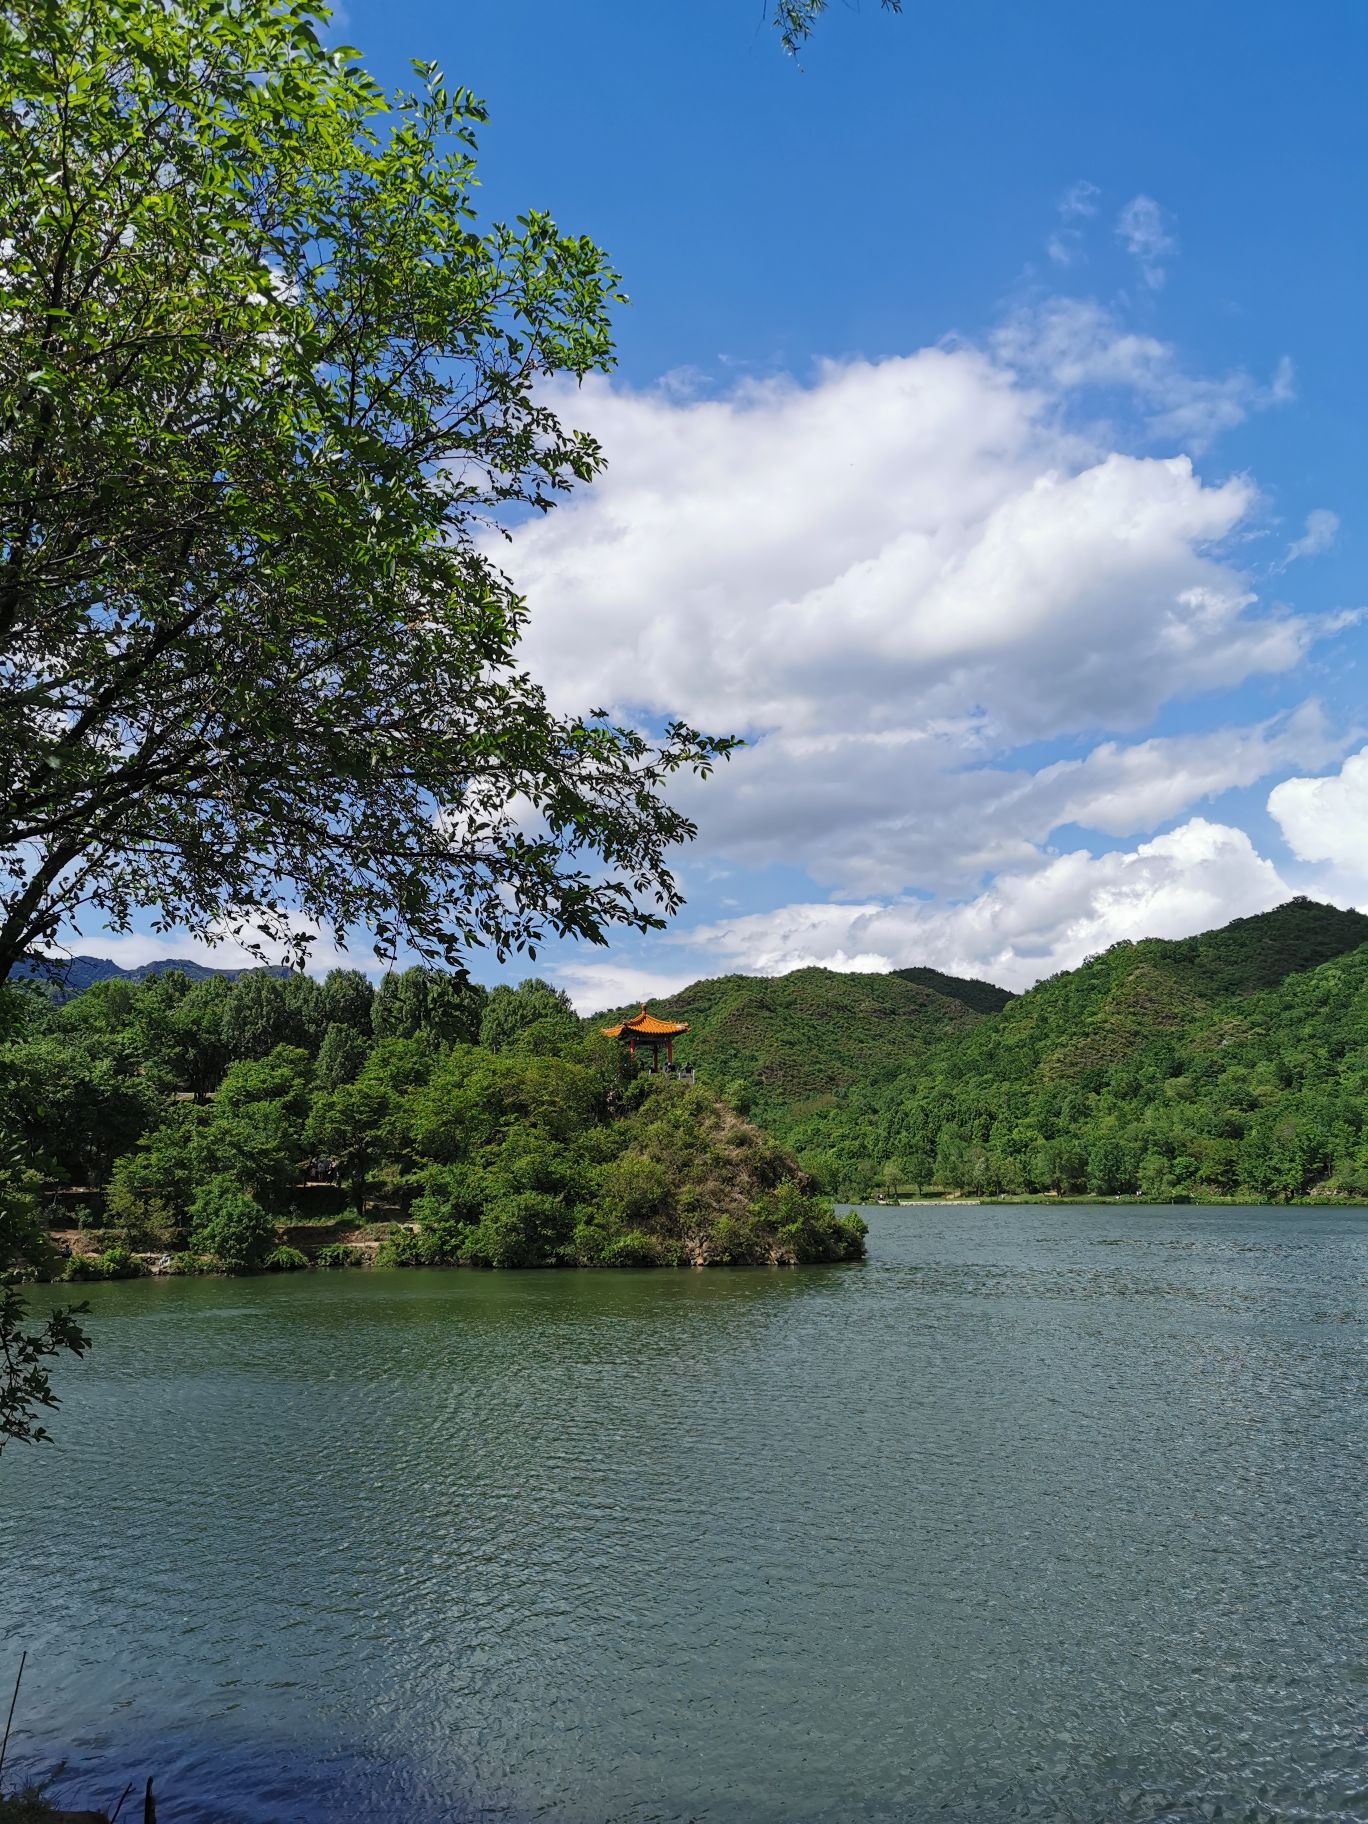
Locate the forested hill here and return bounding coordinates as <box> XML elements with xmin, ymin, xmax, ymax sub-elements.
<box><xmin>786</xmin><ymin>898</ymin><xmax>1368</xmax><ymax>1200</ymax></box>
<box><xmin>597</xmin><ymin>966</ymin><xmax>998</xmax><ymax>1126</ymax></box>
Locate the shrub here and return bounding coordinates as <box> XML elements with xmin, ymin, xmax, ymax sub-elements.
<box><xmin>98</xmin><ymin>1244</ymin><xmax>143</xmax><ymax>1279</ymax></box>
<box><xmin>314</xmin><ymin>1242</ymin><xmax>363</xmax><ymax>1270</ymax></box>
<box><xmin>708</xmin><ymin>1210</ymin><xmax>768</xmax><ymax>1265</ymax></box>
<box><xmin>62</xmin><ymin>1245</ymin><xmax>144</xmax><ymax>1281</ymax></box>
<box><xmin>374</xmin><ymin>1228</ymin><xmax>440</xmax><ymax>1268</ymax></box>
<box><xmin>593</xmin><ymin>1155</ymin><xmax>671</xmax><ymax>1227</ymax></box>
<box><xmin>410</xmin><ymin>1161</ymin><xmax>486</xmax><ymax>1259</ymax></box>
<box><xmin>104</xmin><ymin>1163</ymin><xmax>178</xmax><ymax>1248</ymax></box>
<box><xmin>264</xmin><ymin>1244</ymin><xmax>309</xmax><ymax>1272</ymax></box>
<box><xmin>165</xmin><ymin>1251</ymin><xmax>212</xmax><ymax>1275</ymax></box>
<box><xmin>569</xmin><ymin>1215</ymin><xmax>611</xmax><ymax>1265</ymax></box>
<box><xmin>570</xmin><ymin>1216</ymin><xmax>661</xmax><ymax>1267</ymax></box>
<box><xmin>188</xmin><ymin>1174</ymin><xmax>274</xmax><ymax>1274</ymax></box>
<box><xmin>599</xmin><ymin>1228</ymin><xmax>660</xmax><ymax>1267</ymax></box>
<box><xmin>0</xmin><ymin>1778</ymin><xmax>71</xmax><ymax>1822</ymax></box>
<box><xmin>767</xmin><ymin>1180</ymin><xmax>865</xmax><ymax>1264</ymax></box>
<box><xmin>460</xmin><ymin>1191</ymin><xmax>570</xmax><ymax>1268</ymax></box>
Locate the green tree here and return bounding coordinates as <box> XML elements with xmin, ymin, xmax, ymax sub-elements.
<box><xmin>215</xmin><ymin>1046</ymin><xmax>314</xmax><ymax>1130</ymax></box>
<box><xmin>410</xmin><ymin>1162</ymin><xmax>487</xmax><ymax>1259</ymax></box>
<box><xmin>126</xmin><ymin>971</ymin><xmax>192</xmax><ymax>1086</ymax></box>
<box><xmin>208</xmin><ymin>1044</ymin><xmax>314</xmax><ymax>1205</ymax></box>
<box><xmin>58</xmin><ymin>975</ymin><xmax>137</xmax><ymax>1038</ymax></box>
<box><xmin>105</xmin><ymin>1104</ymin><xmax>213</xmax><ymax>1238</ymax></box>
<box><xmin>478</xmin><ymin>979</ymin><xmax>578</xmax><ymax>1054</ymax></box>
<box><xmin>1086</xmin><ymin>1134</ymin><xmax>1136</xmax><ymax>1197</ymax></box>
<box><xmin>223</xmin><ymin>976</ymin><xmax>304</xmax><ymax>1063</ymax></box>
<box><xmin>0</xmin><ymin>0</ymin><xmax>731</xmax><ymax>983</ymax></box>
<box><xmin>409</xmin><ymin>1046</ymin><xmax>602</xmax><ymax>1162</ymax></box>
<box><xmin>0</xmin><ymin>1030</ymin><xmax>157</xmax><ymax>1183</ymax></box>
<box><xmin>188</xmin><ymin>1174</ymin><xmax>275</xmax><ymax>1274</ymax></box>
<box><xmin>203</xmin><ymin>1106</ymin><xmax>303</xmax><ymax>1209</ymax></box>
<box><xmin>280</xmin><ymin>975</ymin><xmax>325</xmax><ymax>1054</ymax></box>
<box><xmin>159</xmin><ymin>976</ymin><xmax>233</xmax><ymax>1100</ymax></box>
<box><xmin>1137</xmin><ymin>1150</ymin><xmax>1175</xmax><ymax>1201</ymax></box>
<box><xmin>314</xmin><ymin>1022</ymin><xmax>369</xmax><ymax>1093</ymax></box>
<box><xmin>304</xmin><ymin>1080</ymin><xmax>397</xmax><ymax>1214</ymax></box>
<box><xmin>372</xmin><ymin>967</ymin><xmax>484</xmax><ymax>1046</ymax></box>
<box><xmin>318</xmin><ymin>969</ymin><xmax>375</xmax><ymax>1037</ymax></box>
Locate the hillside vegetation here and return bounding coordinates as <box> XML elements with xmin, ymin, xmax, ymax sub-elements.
<box><xmin>598</xmin><ymin>966</ymin><xmax>994</xmax><ymax>1131</ymax></box>
<box><xmin>788</xmin><ymin>899</ymin><xmax>1368</xmax><ymax>1201</ymax></box>
<box><xmin>0</xmin><ymin>972</ymin><xmax>863</xmax><ymax>1274</ymax></box>
<box><xmin>890</xmin><ymin>966</ymin><xmax>1014</xmax><ymax>1016</ymax></box>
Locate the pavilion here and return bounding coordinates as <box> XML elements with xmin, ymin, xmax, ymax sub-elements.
<box><xmin>600</xmin><ymin>1003</ymin><xmax>690</xmax><ymax>1072</ymax></box>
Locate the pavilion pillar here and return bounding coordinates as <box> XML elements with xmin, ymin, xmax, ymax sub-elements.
<box><xmin>667</xmin><ymin>1039</ymin><xmax>674</xmax><ymax>1066</ymax></box>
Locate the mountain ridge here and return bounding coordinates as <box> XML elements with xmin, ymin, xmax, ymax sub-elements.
<box><xmin>14</xmin><ymin>954</ymin><xmax>294</xmax><ymax>998</ymax></box>
<box><xmin>594</xmin><ymin>963</ymin><xmax>999</xmax><ymax>1122</ymax></box>
<box><xmin>776</xmin><ymin>897</ymin><xmax>1368</xmax><ymax>1198</ymax></box>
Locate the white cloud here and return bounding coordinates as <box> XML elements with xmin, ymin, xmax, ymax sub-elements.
<box><xmin>995</xmin><ymin>297</ymin><xmax>1293</xmax><ymax>448</ymax></box>
<box><xmin>554</xmin><ymin>960</ymin><xmax>702</xmax><ymax>1015</ymax></box>
<box><xmin>501</xmin><ymin>316</ymin><xmax>1325</xmax><ymax>904</ymax></box>
<box><xmin>1116</xmin><ymin>194</ymin><xmax>1178</xmax><ymax>289</ymax></box>
<box><xmin>513</xmin><ymin>347</ymin><xmax>1298</xmax><ymax>750</ymax></box>
<box><xmin>1022</xmin><ymin>702</ymin><xmax>1344</xmax><ymax>835</ymax></box>
<box><xmin>668</xmin><ymin>702</ymin><xmax>1343</xmax><ymax>896</ymax></box>
<box><xmin>1268</xmin><ymin>745</ymin><xmax>1368</xmax><ymax>878</ymax></box>
<box><xmin>1048</xmin><ymin>182</ymin><xmax>1099</xmax><ymax>265</ymax></box>
<box><xmin>1284</xmin><ymin>507</ymin><xmax>1339</xmax><ymax>565</ymax></box>
<box><xmin>681</xmin><ymin>819</ymin><xmax>1290</xmax><ymax>991</ymax></box>
<box><xmin>1059</xmin><ymin>180</ymin><xmax>1100</xmax><ymax>221</ymax></box>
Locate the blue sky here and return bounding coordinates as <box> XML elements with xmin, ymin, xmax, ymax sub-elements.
<box><xmin>82</xmin><ymin>2</ymin><xmax>1368</xmax><ymax>1001</ymax></box>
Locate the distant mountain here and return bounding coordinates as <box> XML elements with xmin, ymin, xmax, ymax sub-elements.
<box><xmin>785</xmin><ymin>897</ymin><xmax>1368</xmax><ymax>1198</ymax></box>
<box><xmin>13</xmin><ymin>954</ymin><xmax>291</xmax><ymax>999</ymax></box>
<box><xmin>597</xmin><ymin>964</ymin><xmax>1002</xmax><ymax>1127</ymax></box>
<box><xmin>890</xmin><ymin>896</ymin><xmax>1368</xmax><ymax>1092</ymax></box>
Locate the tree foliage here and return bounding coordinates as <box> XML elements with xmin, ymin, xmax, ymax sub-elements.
<box><xmin>478</xmin><ymin>976</ymin><xmax>578</xmax><ymax>1054</ymax></box>
<box><xmin>772</xmin><ymin>0</ymin><xmax>904</xmax><ymax>56</ymax></box>
<box><xmin>0</xmin><ymin>1127</ymin><xmax>87</xmax><ymax>1453</ymax></box>
<box><xmin>0</xmin><ymin>0</ymin><xmax>733</xmax><ymax>983</ymax></box>
<box><xmin>188</xmin><ymin>1174</ymin><xmax>275</xmax><ymax>1274</ymax></box>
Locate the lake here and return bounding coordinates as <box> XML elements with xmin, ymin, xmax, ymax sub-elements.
<box><xmin>2</xmin><ymin>1205</ymin><xmax>1366</xmax><ymax>1823</ymax></box>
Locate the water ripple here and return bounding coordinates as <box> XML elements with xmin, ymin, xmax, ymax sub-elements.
<box><xmin>2</xmin><ymin>1205</ymin><xmax>1365</xmax><ymax>1823</ymax></box>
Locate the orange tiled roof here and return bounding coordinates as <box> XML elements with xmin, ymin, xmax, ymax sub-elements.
<box><xmin>600</xmin><ymin>1002</ymin><xmax>690</xmax><ymax>1039</ymax></box>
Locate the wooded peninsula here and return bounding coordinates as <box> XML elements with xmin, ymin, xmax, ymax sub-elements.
<box><xmin>1</xmin><ymin>970</ymin><xmax>864</xmax><ymax>1278</ymax></box>
<box><xmin>5</xmin><ymin>896</ymin><xmax>1367</xmax><ymax>1288</ymax></box>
